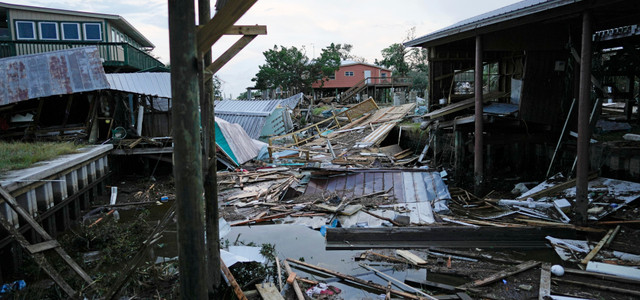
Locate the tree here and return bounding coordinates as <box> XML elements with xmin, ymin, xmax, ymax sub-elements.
<box><xmin>377</xmin><ymin>27</ymin><xmax>429</xmax><ymax>94</ymax></box>
<box><xmin>252</xmin><ymin>44</ymin><xmax>341</xmax><ymax>94</ymax></box>
<box><xmin>377</xmin><ymin>43</ymin><xmax>410</xmax><ymax>76</ymax></box>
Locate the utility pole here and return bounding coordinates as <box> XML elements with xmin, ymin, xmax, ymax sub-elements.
<box><xmin>199</xmin><ymin>0</ymin><xmax>221</xmax><ymax>292</ymax></box>
<box><xmin>168</xmin><ymin>0</ymin><xmax>207</xmax><ymax>298</ymax></box>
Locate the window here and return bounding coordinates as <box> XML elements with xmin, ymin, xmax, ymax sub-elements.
<box><xmin>62</xmin><ymin>23</ymin><xmax>80</xmax><ymax>40</ymax></box>
<box><xmin>39</xmin><ymin>22</ymin><xmax>59</xmax><ymax>40</ymax></box>
<box><xmin>0</xmin><ymin>8</ymin><xmax>9</xmax><ymax>39</ymax></box>
<box><xmin>484</xmin><ymin>62</ymin><xmax>500</xmax><ymax>93</ymax></box>
<box><xmin>345</xmin><ymin>71</ymin><xmax>354</xmax><ymax>77</ymax></box>
<box><xmin>381</xmin><ymin>73</ymin><xmax>387</xmax><ymax>78</ymax></box>
<box><xmin>328</xmin><ymin>74</ymin><xmax>335</xmax><ymax>80</ymax></box>
<box><xmin>83</xmin><ymin>23</ymin><xmax>102</xmax><ymax>41</ymax></box>
<box><xmin>15</xmin><ymin>21</ymin><xmax>35</xmax><ymax>40</ymax></box>
<box><xmin>453</xmin><ymin>70</ymin><xmax>474</xmax><ymax>94</ymax></box>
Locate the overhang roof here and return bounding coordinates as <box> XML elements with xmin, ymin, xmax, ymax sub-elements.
<box><xmin>105</xmin><ymin>72</ymin><xmax>171</xmax><ymax>98</ymax></box>
<box><xmin>0</xmin><ymin>1</ymin><xmax>155</xmax><ymax>48</ymax></box>
<box><xmin>405</xmin><ymin>0</ymin><xmax>579</xmax><ymax>48</ymax></box>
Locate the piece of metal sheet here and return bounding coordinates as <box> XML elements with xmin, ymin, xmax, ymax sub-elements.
<box><xmin>0</xmin><ymin>47</ymin><xmax>108</xmax><ymax>105</ymax></box>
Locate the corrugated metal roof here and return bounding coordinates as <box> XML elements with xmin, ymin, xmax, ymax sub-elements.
<box><xmin>214</xmin><ymin>113</ymin><xmax>267</xmax><ymax>140</ymax></box>
<box><xmin>215</xmin><ymin>99</ymin><xmax>283</xmax><ymax>116</ymax></box>
<box><xmin>304</xmin><ymin>169</ymin><xmax>451</xmax><ymax>204</ymax></box>
<box><xmin>0</xmin><ymin>46</ymin><xmax>109</xmax><ymax>106</ymax></box>
<box><xmin>105</xmin><ymin>72</ymin><xmax>171</xmax><ymax>98</ymax></box>
<box><xmin>213</xmin><ymin>94</ymin><xmax>302</xmax><ymax>139</ymax></box>
<box><xmin>405</xmin><ymin>0</ymin><xmax>579</xmax><ymax>47</ymax></box>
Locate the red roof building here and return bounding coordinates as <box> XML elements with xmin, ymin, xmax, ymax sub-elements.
<box><xmin>313</xmin><ymin>61</ymin><xmax>392</xmax><ymax>90</ymax></box>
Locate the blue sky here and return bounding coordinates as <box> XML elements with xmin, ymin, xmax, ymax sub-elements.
<box><xmin>6</xmin><ymin>0</ymin><xmax>520</xmax><ymax>98</ymax></box>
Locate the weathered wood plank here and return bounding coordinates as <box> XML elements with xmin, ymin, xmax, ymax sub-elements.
<box><xmin>255</xmin><ymin>282</ymin><xmax>284</xmax><ymax>300</ymax></box>
<box><xmin>196</xmin><ymin>0</ymin><xmax>257</xmax><ymax>53</ymax></box>
<box><xmin>396</xmin><ymin>250</ymin><xmax>427</xmax><ymax>265</ymax></box>
<box><xmin>26</xmin><ymin>240</ymin><xmax>60</xmax><ymax>254</ymax></box>
<box><xmin>539</xmin><ymin>263</ymin><xmax>551</xmax><ymax>300</ymax></box>
<box><xmin>458</xmin><ymin>261</ymin><xmax>540</xmax><ymax>289</ymax></box>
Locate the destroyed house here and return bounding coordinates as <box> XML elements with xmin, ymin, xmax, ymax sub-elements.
<box><xmin>406</xmin><ymin>0</ymin><xmax>640</xmax><ymax>184</ymax></box>
<box><xmin>0</xmin><ymin>2</ymin><xmax>164</xmax><ymax>72</ymax></box>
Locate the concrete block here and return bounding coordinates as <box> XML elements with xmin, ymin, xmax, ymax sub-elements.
<box><xmin>35</xmin><ymin>182</ymin><xmax>54</xmax><ymax>211</ymax></box>
<box><xmin>88</xmin><ymin>161</ymin><xmax>96</xmax><ymax>182</ymax></box>
<box><xmin>16</xmin><ymin>190</ymin><xmax>37</xmax><ymax>217</ymax></box>
<box><xmin>52</xmin><ymin>176</ymin><xmax>68</xmax><ymax>203</ymax></box>
<box><xmin>1</xmin><ymin>202</ymin><xmax>19</xmax><ymax>228</ymax></box>
<box><xmin>66</xmin><ymin>171</ymin><xmax>78</xmax><ymax>194</ymax></box>
<box><xmin>78</xmin><ymin>166</ymin><xmax>88</xmax><ymax>189</ymax></box>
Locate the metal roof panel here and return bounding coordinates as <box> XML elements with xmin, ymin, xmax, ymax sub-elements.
<box><xmin>0</xmin><ymin>46</ymin><xmax>108</xmax><ymax>106</ymax></box>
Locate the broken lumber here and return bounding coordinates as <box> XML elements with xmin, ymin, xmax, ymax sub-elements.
<box><xmin>564</xmin><ymin>267</ymin><xmax>640</xmax><ymax>285</ymax></box>
<box><xmin>282</xmin><ymin>260</ymin><xmax>304</xmax><ymax>300</ymax></box>
<box><xmin>552</xmin><ymin>278</ymin><xmax>640</xmax><ymax>297</ymax></box>
<box><xmin>221</xmin><ymin>259</ymin><xmax>248</xmax><ymax>300</ymax></box>
<box><xmin>457</xmin><ymin>260</ymin><xmax>540</xmax><ymax>289</ymax></box>
<box><xmin>580</xmin><ymin>228</ymin><xmax>616</xmax><ymax>265</ymax></box>
<box><xmin>359</xmin><ymin>263</ymin><xmax>434</xmax><ymax>299</ymax></box>
<box><xmin>363</xmin><ymin>210</ymin><xmax>402</xmax><ymax>226</ymax></box>
<box><xmin>255</xmin><ymin>282</ymin><xmax>284</xmax><ymax>300</ymax></box>
<box><xmin>396</xmin><ymin>250</ymin><xmax>427</xmax><ymax>265</ymax></box>
<box><xmin>539</xmin><ymin>263</ymin><xmax>551</xmax><ymax>300</ymax></box>
<box><xmin>286</xmin><ymin>258</ymin><xmax>428</xmax><ymax>300</ymax></box>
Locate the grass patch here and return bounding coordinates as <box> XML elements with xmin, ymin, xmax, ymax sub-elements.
<box><xmin>0</xmin><ymin>141</ymin><xmax>82</xmax><ymax>172</ymax></box>
<box><xmin>312</xmin><ymin>105</ymin><xmax>332</xmax><ymax>116</ymax></box>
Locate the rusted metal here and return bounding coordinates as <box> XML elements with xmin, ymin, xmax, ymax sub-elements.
<box><xmin>575</xmin><ymin>11</ymin><xmax>592</xmax><ymax>225</ymax></box>
<box><xmin>168</xmin><ymin>0</ymin><xmax>208</xmax><ymax>298</ymax></box>
<box><xmin>0</xmin><ymin>47</ymin><xmax>108</xmax><ymax>105</ymax></box>
<box><xmin>474</xmin><ymin>35</ymin><xmax>484</xmax><ymax>193</ymax></box>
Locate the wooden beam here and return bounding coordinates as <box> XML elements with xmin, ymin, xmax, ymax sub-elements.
<box><xmin>196</xmin><ymin>0</ymin><xmax>257</xmax><ymax>54</ymax></box>
<box><xmin>458</xmin><ymin>261</ymin><xmax>540</xmax><ymax>289</ymax></box>
<box><xmin>205</xmin><ymin>35</ymin><xmax>257</xmax><ymax>78</ymax></box>
<box><xmin>580</xmin><ymin>228</ymin><xmax>616</xmax><ymax>265</ymax></box>
<box><xmin>539</xmin><ymin>263</ymin><xmax>551</xmax><ymax>300</ymax></box>
<box><xmin>225</xmin><ymin>25</ymin><xmax>267</xmax><ymax>35</ymax></box>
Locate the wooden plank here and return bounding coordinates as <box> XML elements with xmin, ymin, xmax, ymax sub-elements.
<box><xmin>458</xmin><ymin>261</ymin><xmax>540</xmax><ymax>289</ymax></box>
<box><xmin>359</xmin><ymin>263</ymin><xmax>435</xmax><ymax>299</ymax></box>
<box><xmin>396</xmin><ymin>250</ymin><xmax>427</xmax><ymax>265</ymax></box>
<box><xmin>580</xmin><ymin>228</ymin><xmax>616</xmax><ymax>265</ymax></box>
<box><xmin>520</xmin><ymin>171</ymin><xmax>598</xmax><ymax>200</ymax></box>
<box><xmin>26</xmin><ymin>240</ymin><xmax>60</xmax><ymax>254</ymax></box>
<box><xmin>206</xmin><ymin>35</ymin><xmax>258</xmax><ymax>78</ymax></box>
<box><xmin>224</xmin><ymin>25</ymin><xmax>267</xmax><ymax>35</ymax></box>
<box><xmin>393</xmin><ymin>172</ymin><xmax>404</xmax><ymax>203</ymax></box>
<box><xmin>425</xmin><ymin>92</ymin><xmax>508</xmax><ymax>119</ymax></box>
<box><xmin>287</xmin><ymin>258</ymin><xmax>426</xmax><ymax>300</ymax></box>
<box><xmin>282</xmin><ymin>260</ymin><xmax>304</xmax><ymax>300</ymax></box>
<box><xmin>255</xmin><ymin>282</ymin><xmax>284</xmax><ymax>300</ymax></box>
<box><xmin>564</xmin><ymin>268</ymin><xmax>640</xmax><ymax>285</ymax></box>
<box><xmin>196</xmin><ymin>0</ymin><xmax>257</xmax><ymax>53</ymax></box>
<box><xmin>539</xmin><ymin>263</ymin><xmax>551</xmax><ymax>300</ymax></box>
<box><xmin>456</xmin><ymin>292</ymin><xmax>474</xmax><ymax>300</ymax></box>
<box><xmin>404</xmin><ymin>277</ymin><xmax>456</xmax><ymax>291</ymax></box>
<box><xmin>221</xmin><ymin>259</ymin><xmax>248</xmax><ymax>300</ymax></box>
<box><xmin>552</xmin><ymin>278</ymin><xmax>640</xmax><ymax>297</ymax></box>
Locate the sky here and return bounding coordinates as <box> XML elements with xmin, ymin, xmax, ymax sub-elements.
<box><xmin>7</xmin><ymin>0</ymin><xmax>520</xmax><ymax>98</ymax></box>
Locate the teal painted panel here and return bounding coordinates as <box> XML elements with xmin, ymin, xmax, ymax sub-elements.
<box><xmin>215</xmin><ymin>121</ymin><xmax>238</xmax><ymax>165</ymax></box>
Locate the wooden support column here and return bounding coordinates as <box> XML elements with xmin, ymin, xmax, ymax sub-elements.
<box><xmin>575</xmin><ymin>11</ymin><xmax>592</xmax><ymax>225</ymax></box>
<box><xmin>199</xmin><ymin>0</ymin><xmax>221</xmax><ymax>292</ymax></box>
<box><xmin>168</xmin><ymin>0</ymin><xmax>208</xmax><ymax>298</ymax></box>
<box><xmin>474</xmin><ymin>35</ymin><xmax>484</xmax><ymax>194</ymax></box>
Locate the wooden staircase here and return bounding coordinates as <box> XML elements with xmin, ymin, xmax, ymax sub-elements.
<box><xmin>0</xmin><ymin>187</ymin><xmax>93</xmax><ymax>298</ymax></box>
<box><xmin>340</xmin><ymin>78</ymin><xmax>368</xmax><ymax>103</ymax></box>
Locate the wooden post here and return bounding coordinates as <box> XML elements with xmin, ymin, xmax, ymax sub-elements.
<box><xmin>168</xmin><ymin>0</ymin><xmax>208</xmax><ymax>298</ymax></box>
<box><xmin>199</xmin><ymin>0</ymin><xmax>221</xmax><ymax>291</ymax></box>
<box><xmin>474</xmin><ymin>35</ymin><xmax>484</xmax><ymax>194</ymax></box>
<box><xmin>575</xmin><ymin>11</ymin><xmax>592</xmax><ymax>225</ymax></box>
